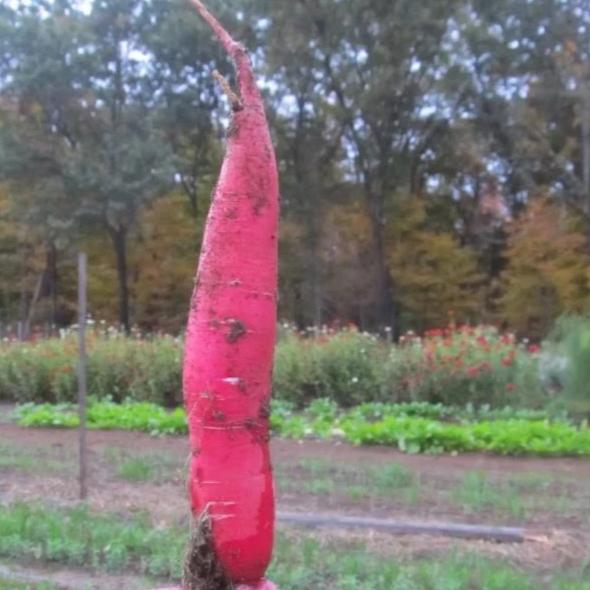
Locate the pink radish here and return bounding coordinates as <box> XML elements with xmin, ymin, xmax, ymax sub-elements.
<box><xmin>182</xmin><ymin>0</ymin><xmax>279</xmax><ymax>588</ymax></box>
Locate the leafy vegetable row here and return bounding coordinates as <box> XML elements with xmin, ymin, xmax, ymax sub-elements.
<box><xmin>13</xmin><ymin>400</ymin><xmax>590</xmax><ymax>456</ymax></box>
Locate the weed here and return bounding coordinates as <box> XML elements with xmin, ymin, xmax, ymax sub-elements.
<box><xmin>103</xmin><ymin>447</ymin><xmax>180</xmax><ymax>483</ymax></box>
<box><xmin>305</xmin><ymin>479</ymin><xmax>335</xmax><ymax>495</ymax></box>
<box><xmin>372</xmin><ymin>463</ymin><xmax>414</xmax><ymax>490</ymax></box>
<box><xmin>0</xmin><ymin>443</ymin><xmax>73</xmax><ymax>475</ymax></box>
<box><xmin>456</xmin><ymin>472</ymin><xmax>527</xmax><ymax>520</ymax></box>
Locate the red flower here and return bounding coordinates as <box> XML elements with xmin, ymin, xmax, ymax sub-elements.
<box><xmin>528</xmin><ymin>344</ymin><xmax>541</xmax><ymax>354</ymax></box>
<box><xmin>501</xmin><ymin>356</ymin><xmax>513</xmax><ymax>367</ymax></box>
<box><xmin>467</xmin><ymin>366</ymin><xmax>480</xmax><ymax>377</ymax></box>
<box><xmin>506</xmin><ymin>383</ymin><xmax>516</xmax><ymax>391</ymax></box>
<box><xmin>426</xmin><ymin>328</ymin><xmax>444</xmax><ymax>338</ymax></box>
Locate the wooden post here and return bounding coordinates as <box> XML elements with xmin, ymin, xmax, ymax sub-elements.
<box><xmin>582</xmin><ymin>84</ymin><xmax>590</xmax><ymax>214</ymax></box>
<box><xmin>78</xmin><ymin>252</ymin><xmax>88</xmax><ymax>501</ymax></box>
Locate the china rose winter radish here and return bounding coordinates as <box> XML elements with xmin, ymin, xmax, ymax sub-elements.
<box><xmin>181</xmin><ymin>1</ymin><xmax>279</xmax><ymax>589</ymax></box>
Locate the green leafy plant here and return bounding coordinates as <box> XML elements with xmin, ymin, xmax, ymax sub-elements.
<box><xmin>13</xmin><ymin>399</ymin><xmax>590</xmax><ymax>456</ymax></box>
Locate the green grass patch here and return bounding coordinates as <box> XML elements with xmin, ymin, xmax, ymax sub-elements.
<box><xmin>0</xmin><ymin>503</ymin><xmax>588</xmax><ymax>589</ymax></box>
<box><xmin>0</xmin><ymin>503</ymin><xmax>183</xmax><ymax>579</ymax></box>
<box><xmin>103</xmin><ymin>447</ymin><xmax>181</xmax><ymax>483</ymax></box>
<box><xmin>455</xmin><ymin>472</ymin><xmax>527</xmax><ymax>520</ymax></box>
<box><xmin>13</xmin><ymin>399</ymin><xmax>590</xmax><ymax>456</ymax></box>
<box><xmin>452</xmin><ymin>471</ymin><xmax>585</xmax><ymax>522</ymax></box>
<box><xmin>0</xmin><ymin>581</ymin><xmax>57</xmax><ymax>590</ymax></box>
<box><xmin>276</xmin><ymin>458</ymin><xmax>421</xmax><ymax>503</ymax></box>
<box><xmin>0</xmin><ymin>443</ymin><xmax>73</xmax><ymax>476</ymax></box>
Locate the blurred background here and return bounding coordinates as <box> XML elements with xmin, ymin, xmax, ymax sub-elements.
<box><xmin>1</xmin><ymin>0</ymin><xmax>589</xmax><ymax>340</ymax></box>
<box><xmin>2</xmin><ymin>4</ymin><xmax>590</xmax><ymax>590</ymax></box>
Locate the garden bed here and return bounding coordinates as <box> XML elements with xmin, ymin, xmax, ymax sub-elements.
<box><xmin>0</xmin><ymin>424</ymin><xmax>589</xmax><ymax>589</ymax></box>
<box><xmin>11</xmin><ymin>399</ymin><xmax>590</xmax><ymax>456</ymax></box>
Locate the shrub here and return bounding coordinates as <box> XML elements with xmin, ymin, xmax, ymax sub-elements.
<box><xmin>0</xmin><ymin>331</ymin><xmax>182</xmax><ymax>406</ymax></box>
<box><xmin>381</xmin><ymin>325</ymin><xmax>545</xmax><ymax>408</ymax></box>
<box><xmin>273</xmin><ymin>327</ymin><xmax>387</xmax><ymax>408</ymax></box>
<box><xmin>0</xmin><ymin>324</ymin><xmax>544</xmax><ymax>410</ymax></box>
<box><xmin>546</xmin><ymin>315</ymin><xmax>590</xmax><ymax>418</ymax></box>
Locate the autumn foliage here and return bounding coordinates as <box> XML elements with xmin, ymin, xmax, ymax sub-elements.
<box><xmin>498</xmin><ymin>198</ymin><xmax>590</xmax><ymax>339</ymax></box>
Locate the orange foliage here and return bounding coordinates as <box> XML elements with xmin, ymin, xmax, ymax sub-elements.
<box><xmin>498</xmin><ymin>198</ymin><xmax>590</xmax><ymax>338</ymax></box>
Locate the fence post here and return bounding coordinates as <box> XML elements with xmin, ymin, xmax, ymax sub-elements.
<box><xmin>78</xmin><ymin>252</ymin><xmax>88</xmax><ymax>501</ymax></box>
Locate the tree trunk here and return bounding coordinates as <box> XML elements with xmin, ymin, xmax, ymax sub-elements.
<box><xmin>109</xmin><ymin>227</ymin><xmax>130</xmax><ymax>334</ymax></box>
<box><xmin>306</xmin><ymin>214</ymin><xmax>323</xmax><ymax>328</ymax></box>
<box><xmin>18</xmin><ymin>286</ymin><xmax>28</xmax><ymax>341</ymax></box>
<box><xmin>47</xmin><ymin>242</ymin><xmax>58</xmax><ymax>328</ymax></box>
<box><xmin>365</xmin><ymin>189</ymin><xmax>396</xmax><ymax>335</ymax></box>
<box><xmin>35</xmin><ymin>241</ymin><xmax>59</xmax><ymax>329</ymax></box>
<box><xmin>311</xmin><ymin>253</ymin><xmax>323</xmax><ymax>327</ymax></box>
<box><xmin>373</xmin><ymin>220</ymin><xmax>396</xmax><ymax>334</ymax></box>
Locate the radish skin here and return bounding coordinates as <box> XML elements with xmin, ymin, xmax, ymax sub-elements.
<box><xmin>183</xmin><ymin>0</ymin><xmax>279</xmax><ymax>586</ymax></box>
<box><xmin>154</xmin><ymin>584</ymin><xmax>277</xmax><ymax>590</ymax></box>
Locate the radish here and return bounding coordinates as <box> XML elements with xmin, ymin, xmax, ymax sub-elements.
<box><xmin>181</xmin><ymin>1</ymin><xmax>279</xmax><ymax>589</ymax></box>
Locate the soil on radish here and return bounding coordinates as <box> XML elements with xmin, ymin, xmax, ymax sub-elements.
<box><xmin>183</xmin><ymin>514</ymin><xmax>232</xmax><ymax>590</ymax></box>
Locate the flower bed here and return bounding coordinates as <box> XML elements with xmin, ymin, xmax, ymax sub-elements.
<box><xmin>0</xmin><ymin>324</ymin><xmax>546</xmax><ymax>410</ymax></box>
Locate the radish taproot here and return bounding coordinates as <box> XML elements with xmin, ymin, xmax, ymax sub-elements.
<box><xmin>182</xmin><ymin>1</ymin><xmax>279</xmax><ymax>589</ymax></box>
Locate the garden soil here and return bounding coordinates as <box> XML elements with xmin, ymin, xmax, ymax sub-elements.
<box><xmin>1</xmin><ymin>422</ymin><xmax>589</xmax><ymax>583</ymax></box>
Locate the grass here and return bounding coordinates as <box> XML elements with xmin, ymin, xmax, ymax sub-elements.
<box><xmin>0</xmin><ymin>443</ymin><xmax>73</xmax><ymax>476</ymax></box>
<box><xmin>0</xmin><ymin>581</ymin><xmax>57</xmax><ymax>590</ymax></box>
<box><xmin>0</xmin><ymin>503</ymin><xmax>588</xmax><ymax>589</ymax></box>
<box><xmin>456</xmin><ymin>472</ymin><xmax>527</xmax><ymax>520</ymax></box>
<box><xmin>275</xmin><ymin>457</ymin><xmax>589</xmax><ymax>524</ymax></box>
<box><xmin>276</xmin><ymin>459</ymin><xmax>422</xmax><ymax>505</ymax></box>
<box><xmin>453</xmin><ymin>471</ymin><xmax>587</xmax><ymax>523</ymax></box>
<box><xmin>103</xmin><ymin>447</ymin><xmax>181</xmax><ymax>483</ymax></box>
<box><xmin>0</xmin><ymin>503</ymin><xmax>183</xmax><ymax>579</ymax></box>
<box><xmin>3</xmin><ymin>437</ymin><xmax>584</xmax><ymax>524</ymax></box>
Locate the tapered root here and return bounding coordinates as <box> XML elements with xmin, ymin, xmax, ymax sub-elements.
<box><xmin>188</xmin><ymin>0</ymin><xmax>239</xmax><ymax>55</ymax></box>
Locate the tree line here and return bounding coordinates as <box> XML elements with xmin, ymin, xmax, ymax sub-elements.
<box><xmin>0</xmin><ymin>0</ymin><xmax>589</xmax><ymax>339</ymax></box>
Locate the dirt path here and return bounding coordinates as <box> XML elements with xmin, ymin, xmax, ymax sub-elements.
<box><xmin>0</xmin><ymin>423</ymin><xmax>590</xmax><ymax>590</ymax></box>
<box><xmin>3</xmin><ymin>422</ymin><xmax>590</xmax><ymax>477</ymax></box>
<box><xmin>2</xmin><ymin>424</ymin><xmax>589</xmax><ymax>528</ymax></box>
<box><xmin>1</xmin><ymin>424</ymin><xmax>590</xmax><ymax>578</ymax></box>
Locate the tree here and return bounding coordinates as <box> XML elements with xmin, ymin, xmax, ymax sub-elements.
<box><xmin>388</xmin><ymin>198</ymin><xmax>483</xmax><ymax>331</ymax></box>
<box><xmin>499</xmin><ymin>198</ymin><xmax>590</xmax><ymax>339</ymax></box>
<box><xmin>133</xmin><ymin>193</ymin><xmax>202</xmax><ymax>332</ymax></box>
<box><xmin>266</xmin><ymin>0</ymin><xmax>468</xmax><ymax>333</ymax></box>
<box><xmin>266</xmin><ymin>47</ymin><xmax>344</xmax><ymax>327</ymax></box>
<box><xmin>319</xmin><ymin>202</ymin><xmax>380</xmax><ymax>329</ymax></box>
<box><xmin>0</xmin><ymin>0</ymin><xmax>175</xmax><ymax>332</ymax></box>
